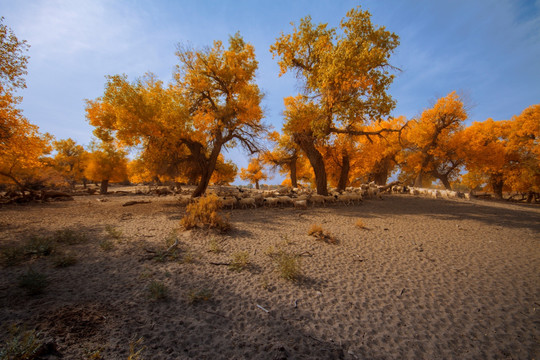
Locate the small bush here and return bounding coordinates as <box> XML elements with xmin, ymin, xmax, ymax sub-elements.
<box><xmin>180</xmin><ymin>194</ymin><xmax>230</xmax><ymax>232</ymax></box>
<box><xmin>355</xmin><ymin>219</ymin><xmax>366</xmax><ymax>229</ymax></box>
<box><xmin>308</xmin><ymin>224</ymin><xmax>337</xmax><ymax>244</ymax></box>
<box><xmin>229</xmin><ymin>251</ymin><xmax>250</xmax><ymax>272</ymax></box>
<box><xmin>105</xmin><ymin>225</ymin><xmax>122</xmax><ymax>240</ymax></box>
<box><xmin>18</xmin><ymin>268</ymin><xmax>48</xmax><ymax>295</ymax></box>
<box><xmin>99</xmin><ymin>239</ymin><xmax>115</xmax><ymax>251</ymax></box>
<box><xmin>53</xmin><ymin>229</ymin><xmax>87</xmax><ymax>244</ymax></box>
<box><xmin>274</xmin><ymin>251</ymin><xmax>302</xmax><ymax>282</ymax></box>
<box><xmin>1</xmin><ymin>246</ymin><xmax>26</xmax><ymax>267</ymax></box>
<box><xmin>187</xmin><ymin>288</ymin><xmax>213</xmax><ymax>304</ymax></box>
<box><xmin>52</xmin><ymin>253</ymin><xmax>78</xmax><ymax>268</ymax></box>
<box><xmin>208</xmin><ymin>238</ymin><xmax>223</xmax><ymax>254</ymax></box>
<box><xmin>0</xmin><ymin>325</ymin><xmax>42</xmax><ymax>360</ymax></box>
<box><xmin>26</xmin><ymin>236</ymin><xmax>55</xmax><ymax>256</ymax></box>
<box><xmin>148</xmin><ymin>281</ymin><xmax>168</xmax><ymax>300</ymax></box>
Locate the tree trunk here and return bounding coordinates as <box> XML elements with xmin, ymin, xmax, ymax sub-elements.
<box><xmin>439</xmin><ymin>175</ymin><xmax>452</xmax><ymax>190</ymax></box>
<box><xmin>192</xmin><ymin>145</ymin><xmax>222</xmax><ymax>198</ymax></box>
<box><xmin>414</xmin><ymin>172</ymin><xmax>423</xmax><ymax>188</ymax></box>
<box><xmin>294</xmin><ymin>132</ymin><xmax>328</xmax><ymax>196</ymax></box>
<box><xmin>255</xmin><ymin>180</ymin><xmax>260</xmax><ymax>190</ymax></box>
<box><xmin>490</xmin><ymin>174</ymin><xmax>504</xmax><ymax>199</ymax></box>
<box><xmin>289</xmin><ymin>160</ymin><xmax>298</xmax><ymax>188</ymax></box>
<box><xmin>337</xmin><ymin>152</ymin><xmax>350</xmax><ymax>192</ymax></box>
<box><xmin>100</xmin><ymin>179</ymin><xmax>109</xmax><ymax>194</ymax></box>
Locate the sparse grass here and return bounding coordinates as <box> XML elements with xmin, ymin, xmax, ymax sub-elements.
<box><xmin>180</xmin><ymin>194</ymin><xmax>231</xmax><ymax>232</ymax></box>
<box><xmin>18</xmin><ymin>268</ymin><xmax>48</xmax><ymax>295</ymax></box>
<box><xmin>53</xmin><ymin>228</ymin><xmax>87</xmax><ymax>244</ymax></box>
<box><xmin>274</xmin><ymin>251</ymin><xmax>302</xmax><ymax>282</ymax></box>
<box><xmin>148</xmin><ymin>281</ymin><xmax>168</xmax><ymax>300</ymax></box>
<box><xmin>127</xmin><ymin>337</ymin><xmax>145</xmax><ymax>360</ymax></box>
<box><xmin>0</xmin><ymin>246</ymin><xmax>26</xmax><ymax>267</ymax></box>
<box><xmin>181</xmin><ymin>251</ymin><xmax>195</xmax><ymax>264</ymax></box>
<box><xmin>355</xmin><ymin>219</ymin><xmax>366</xmax><ymax>229</ymax></box>
<box><xmin>187</xmin><ymin>288</ymin><xmax>213</xmax><ymax>304</ymax></box>
<box><xmin>105</xmin><ymin>225</ymin><xmax>122</xmax><ymax>240</ymax></box>
<box><xmin>83</xmin><ymin>348</ymin><xmax>104</xmax><ymax>360</ymax></box>
<box><xmin>0</xmin><ymin>325</ymin><xmax>42</xmax><ymax>360</ymax></box>
<box><xmin>26</xmin><ymin>235</ymin><xmax>55</xmax><ymax>256</ymax></box>
<box><xmin>99</xmin><ymin>239</ymin><xmax>115</xmax><ymax>251</ymax></box>
<box><xmin>308</xmin><ymin>224</ymin><xmax>337</xmax><ymax>244</ymax></box>
<box><xmin>52</xmin><ymin>253</ymin><xmax>78</xmax><ymax>268</ymax></box>
<box><xmin>229</xmin><ymin>251</ymin><xmax>250</xmax><ymax>272</ymax></box>
<box><xmin>208</xmin><ymin>238</ymin><xmax>223</xmax><ymax>254</ymax></box>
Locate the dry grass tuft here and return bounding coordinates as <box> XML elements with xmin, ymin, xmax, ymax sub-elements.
<box><xmin>355</xmin><ymin>219</ymin><xmax>366</xmax><ymax>229</ymax></box>
<box><xmin>181</xmin><ymin>194</ymin><xmax>231</xmax><ymax>232</ymax></box>
<box><xmin>187</xmin><ymin>288</ymin><xmax>213</xmax><ymax>304</ymax></box>
<box><xmin>229</xmin><ymin>251</ymin><xmax>250</xmax><ymax>272</ymax></box>
<box><xmin>308</xmin><ymin>224</ymin><xmax>337</xmax><ymax>244</ymax></box>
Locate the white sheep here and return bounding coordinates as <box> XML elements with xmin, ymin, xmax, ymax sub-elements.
<box><xmin>293</xmin><ymin>200</ymin><xmax>308</xmax><ymax>209</ymax></box>
<box><xmin>220</xmin><ymin>197</ymin><xmax>237</xmax><ymax>210</ymax></box>
<box><xmin>263</xmin><ymin>197</ymin><xmax>279</xmax><ymax>207</ymax></box>
<box><xmin>238</xmin><ymin>197</ymin><xmax>256</xmax><ymax>209</ymax></box>
<box><xmin>309</xmin><ymin>194</ymin><xmax>326</xmax><ymax>207</ymax></box>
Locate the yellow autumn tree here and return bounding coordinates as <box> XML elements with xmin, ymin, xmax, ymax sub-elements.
<box><xmin>262</xmin><ymin>131</ymin><xmax>305</xmax><ymax>188</ymax></box>
<box><xmin>400</xmin><ymin>92</ymin><xmax>467</xmax><ymax>189</ymax></box>
<box><xmin>84</xmin><ymin>140</ymin><xmax>128</xmax><ymax>194</ymax></box>
<box><xmin>87</xmin><ymin>33</ymin><xmax>266</xmax><ymax>197</ymax></box>
<box><xmin>210</xmin><ymin>155</ymin><xmax>238</xmax><ymax>185</ymax></box>
<box><xmin>0</xmin><ymin>17</ymin><xmax>53</xmax><ymax>193</ymax></box>
<box><xmin>271</xmin><ymin>7</ymin><xmax>400</xmax><ymax>195</ymax></box>
<box><xmin>239</xmin><ymin>157</ymin><xmax>268</xmax><ymax>189</ymax></box>
<box><xmin>53</xmin><ymin>138</ymin><xmax>88</xmax><ymax>188</ymax></box>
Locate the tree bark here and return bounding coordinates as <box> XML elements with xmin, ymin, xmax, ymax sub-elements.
<box><xmin>100</xmin><ymin>179</ymin><xmax>109</xmax><ymax>194</ymax></box>
<box><xmin>414</xmin><ymin>172</ymin><xmax>423</xmax><ymax>188</ymax></box>
<box><xmin>293</xmin><ymin>132</ymin><xmax>328</xmax><ymax>196</ymax></box>
<box><xmin>439</xmin><ymin>175</ymin><xmax>452</xmax><ymax>190</ymax></box>
<box><xmin>255</xmin><ymin>180</ymin><xmax>260</xmax><ymax>190</ymax></box>
<box><xmin>192</xmin><ymin>145</ymin><xmax>222</xmax><ymax>198</ymax></box>
<box><xmin>289</xmin><ymin>159</ymin><xmax>298</xmax><ymax>188</ymax></box>
<box><xmin>490</xmin><ymin>174</ymin><xmax>504</xmax><ymax>199</ymax></box>
<box><xmin>337</xmin><ymin>152</ymin><xmax>350</xmax><ymax>192</ymax></box>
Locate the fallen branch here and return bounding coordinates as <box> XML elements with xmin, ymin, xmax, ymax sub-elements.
<box><xmin>209</xmin><ymin>262</ymin><xmax>231</xmax><ymax>266</ymax></box>
<box><xmin>122</xmin><ymin>200</ymin><xmax>151</xmax><ymax>207</ymax></box>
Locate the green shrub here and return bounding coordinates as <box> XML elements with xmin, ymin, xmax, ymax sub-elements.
<box><xmin>99</xmin><ymin>239</ymin><xmax>115</xmax><ymax>251</ymax></box>
<box><xmin>26</xmin><ymin>236</ymin><xmax>55</xmax><ymax>256</ymax></box>
<box><xmin>229</xmin><ymin>251</ymin><xmax>250</xmax><ymax>272</ymax></box>
<box><xmin>275</xmin><ymin>251</ymin><xmax>302</xmax><ymax>282</ymax></box>
<box><xmin>148</xmin><ymin>281</ymin><xmax>168</xmax><ymax>300</ymax></box>
<box><xmin>18</xmin><ymin>268</ymin><xmax>48</xmax><ymax>295</ymax></box>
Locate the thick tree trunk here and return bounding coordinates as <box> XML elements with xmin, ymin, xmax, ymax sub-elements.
<box><xmin>372</xmin><ymin>165</ymin><xmax>389</xmax><ymax>186</ymax></box>
<box><xmin>337</xmin><ymin>153</ymin><xmax>350</xmax><ymax>192</ymax></box>
<box><xmin>439</xmin><ymin>175</ymin><xmax>452</xmax><ymax>190</ymax></box>
<box><xmin>100</xmin><ymin>179</ymin><xmax>109</xmax><ymax>194</ymax></box>
<box><xmin>294</xmin><ymin>132</ymin><xmax>328</xmax><ymax>196</ymax></box>
<box><xmin>192</xmin><ymin>145</ymin><xmax>222</xmax><ymax>198</ymax></box>
<box><xmin>414</xmin><ymin>172</ymin><xmax>423</xmax><ymax>188</ymax></box>
<box><xmin>255</xmin><ymin>181</ymin><xmax>260</xmax><ymax>190</ymax></box>
<box><xmin>490</xmin><ymin>174</ymin><xmax>504</xmax><ymax>199</ymax></box>
<box><xmin>289</xmin><ymin>160</ymin><xmax>298</xmax><ymax>188</ymax></box>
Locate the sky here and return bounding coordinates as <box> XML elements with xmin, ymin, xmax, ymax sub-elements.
<box><xmin>2</xmin><ymin>0</ymin><xmax>540</xmax><ymax>185</ymax></box>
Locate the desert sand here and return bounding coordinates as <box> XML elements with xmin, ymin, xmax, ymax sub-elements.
<box><xmin>1</xmin><ymin>190</ymin><xmax>539</xmax><ymax>359</ymax></box>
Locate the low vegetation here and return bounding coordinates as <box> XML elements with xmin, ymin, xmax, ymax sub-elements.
<box><xmin>308</xmin><ymin>224</ymin><xmax>337</xmax><ymax>244</ymax></box>
<box><xmin>229</xmin><ymin>251</ymin><xmax>250</xmax><ymax>272</ymax></box>
<box><xmin>0</xmin><ymin>325</ymin><xmax>43</xmax><ymax>360</ymax></box>
<box><xmin>180</xmin><ymin>194</ymin><xmax>231</xmax><ymax>232</ymax></box>
<box><xmin>148</xmin><ymin>281</ymin><xmax>169</xmax><ymax>300</ymax></box>
<box><xmin>355</xmin><ymin>219</ymin><xmax>366</xmax><ymax>229</ymax></box>
<box><xmin>274</xmin><ymin>251</ymin><xmax>302</xmax><ymax>282</ymax></box>
<box><xmin>18</xmin><ymin>268</ymin><xmax>48</xmax><ymax>295</ymax></box>
<box><xmin>187</xmin><ymin>288</ymin><xmax>213</xmax><ymax>304</ymax></box>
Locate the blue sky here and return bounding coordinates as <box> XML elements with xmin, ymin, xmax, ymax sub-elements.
<box><xmin>3</xmin><ymin>0</ymin><xmax>539</xmax><ymax>184</ymax></box>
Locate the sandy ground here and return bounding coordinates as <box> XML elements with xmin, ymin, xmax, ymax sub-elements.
<box><xmin>0</xmin><ymin>190</ymin><xmax>539</xmax><ymax>359</ymax></box>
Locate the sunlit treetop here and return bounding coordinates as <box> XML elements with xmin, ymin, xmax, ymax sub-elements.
<box><xmin>0</xmin><ymin>17</ymin><xmax>29</xmax><ymax>91</ymax></box>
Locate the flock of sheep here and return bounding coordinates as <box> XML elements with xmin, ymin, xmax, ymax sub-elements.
<box><xmin>174</xmin><ymin>183</ymin><xmax>471</xmax><ymax>210</ymax></box>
